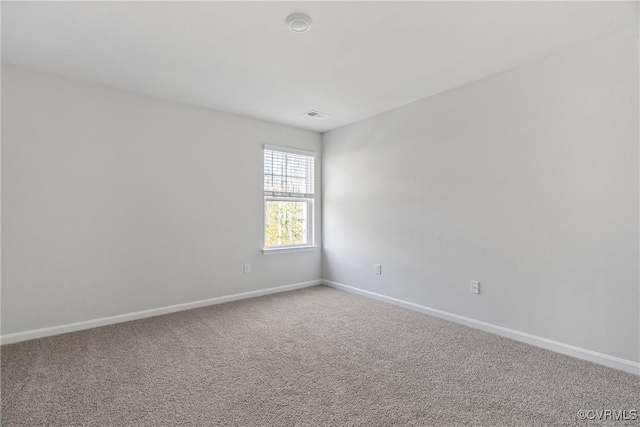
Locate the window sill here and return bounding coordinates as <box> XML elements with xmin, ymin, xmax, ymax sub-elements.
<box><xmin>262</xmin><ymin>245</ymin><xmax>318</xmax><ymax>255</ymax></box>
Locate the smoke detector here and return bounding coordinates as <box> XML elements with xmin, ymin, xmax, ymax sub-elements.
<box><xmin>304</xmin><ymin>110</ymin><xmax>330</xmax><ymax>119</ymax></box>
<box><xmin>286</xmin><ymin>13</ymin><xmax>313</xmax><ymax>33</ymax></box>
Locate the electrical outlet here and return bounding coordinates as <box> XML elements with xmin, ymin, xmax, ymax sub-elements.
<box><xmin>244</xmin><ymin>263</ymin><xmax>251</xmax><ymax>274</ymax></box>
<box><xmin>470</xmin><ymin>281</ymin><xmax>480</xmax><ymax>294</ymax></box>
<box><xmin>375</xmin><ymin>264</ymin><xmax>382</xmax><ymax>275</ymax></box>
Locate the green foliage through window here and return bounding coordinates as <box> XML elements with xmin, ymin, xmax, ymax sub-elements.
<box><xmin>264</xmin><ymin>147</ymin><xmax>314</xmax><ymax>248</ymax></box>
<box><xmin>265</xmin><ymin>200</ymin><xmax>307</xmax><ymax>247</ymax></box>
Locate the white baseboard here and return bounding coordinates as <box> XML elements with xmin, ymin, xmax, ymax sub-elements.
<box><xmin>323</xmin><ymin>280</ymin><xmax>640</xmax><ymax>376</ymax></box>
<box><xmin>0</xmin><ymin>280</ymin><xmax>322</xmax><ymax>345</ymax></box>
<box><xmin>4</xmin><ymin>278</ymin><xmax>638</xmax><ymax>376</ymax></box>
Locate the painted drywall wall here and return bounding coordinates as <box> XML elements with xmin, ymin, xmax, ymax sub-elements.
<box><xmin>1</xmin><ymin>64</ymin><xmax>321</xmax><ymax>335</ymax></box>
<box><xmin>322</xmin><ymin>26</ymin><xmax>639</xmax><ymax>363</ymax></box>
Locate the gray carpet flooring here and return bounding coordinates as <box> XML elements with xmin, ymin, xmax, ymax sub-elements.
<box><xmin>1</xmin><ymin>285</ymin><xmax>638</xmax><ymax>426</ymax></box>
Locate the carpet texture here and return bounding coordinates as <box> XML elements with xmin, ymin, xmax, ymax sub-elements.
<box><xmin>1</xmin><ymin>285</ymin><xmax>638</xmax><ymax>426</ymax></box>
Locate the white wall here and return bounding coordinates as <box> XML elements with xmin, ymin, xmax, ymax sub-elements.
<box><xmin>1</xmin><ymin>64</ymin><xmax>321</xmax><ymax>335</ymax></box>
<box><xmin>323</xmin><ymin>26</ymin><xmax>639</xmax><ymax>363</ymax></box>
<box><xmin>2</xmin><ymin>26</ymin><xmax>638</xmax><ymax>368</ymax></box>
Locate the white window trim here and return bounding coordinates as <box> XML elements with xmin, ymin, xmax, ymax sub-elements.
<box><xmin>262</xmin><ymin>245</ymin><xmax>318</xmax><ymax>255</ymax></box>
<box><xmin>264</xmin><ymin>144</ymin><xmax>316</xmax><ymax>158</ymax></box>
<box><xmin>263</xmin><ymin>145</ymin><xmax>317</xmax><ymax>252</ymax></box>
<box><xmin>263</xmin><ymin>197</ymin><xmax>314</xmax><ymax>249</ymax></box>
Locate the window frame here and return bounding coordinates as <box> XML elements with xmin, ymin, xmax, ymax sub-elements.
<box><xmin>263</xmin><ymin>197</ymin><xmax>314</xmax><ymax>248</ymax></box>
<box><xmin>263</xmin><ymin>145</ymin><xmax>317</xmax><ymax>253</ymax></box>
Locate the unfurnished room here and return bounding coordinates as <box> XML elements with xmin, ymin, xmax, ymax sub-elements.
<box><xmin>1</xmin><ymin>1</ymin><xmax>639</xmax><ymax>426</ymax></box>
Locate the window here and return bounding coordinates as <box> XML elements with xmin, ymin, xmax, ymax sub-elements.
<box><xmin>264</xmin><ymin>146</ymin><xmax>315</xmax><ymax>249</ymax></box>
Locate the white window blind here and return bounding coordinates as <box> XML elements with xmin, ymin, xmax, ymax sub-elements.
<box><xmin>264</xmin><ymin>148</ymin><xmax>315</xmax><ymax>198</ymax></box>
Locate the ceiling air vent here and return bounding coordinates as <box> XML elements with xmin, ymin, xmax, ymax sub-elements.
<box><xmin>304</xmin><ymin>110</ymin><xmax>330</xmax><ymax>119</ymax></box>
